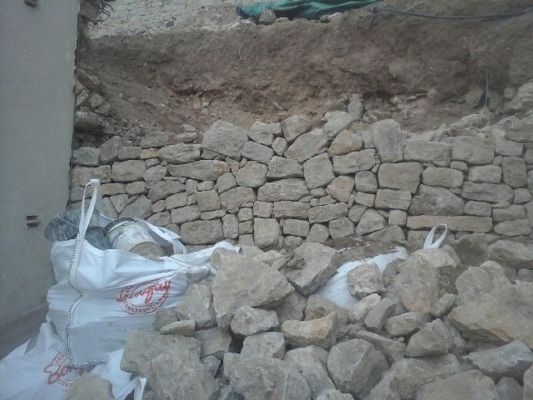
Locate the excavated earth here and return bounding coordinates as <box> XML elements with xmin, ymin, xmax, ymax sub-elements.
<box><xmin>78</xmin><ymin>0</ymin><xmax>533</xmax><ymax>144</ymax></box>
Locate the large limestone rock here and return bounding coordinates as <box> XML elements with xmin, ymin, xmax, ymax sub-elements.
<box><xmin>241</xmin><ymin>332</ymin><xmax>286</xmax><ymax>359</ymax></box>
<box><xmin>267</xmin><ymin>156</ymin><xmax>303</xmax><ymax>179</ymax></box>
<box><xmin>285</xmin><ymin>242</ymin><xmax>341</xmax><ymax>296</ymax></box>
<box><xmin>323</xmin><ymin>111</ymin><xmax>355</xmax><ymax>138</ymax></box>
<box><xmin>502</xmin><ymin>157</ymin><xmax>527</xmax><ymax>188</ymax></box>
<box><xmin>497</xmin><ymin>218</ymin><xmax>531</xmax><ymax>236</ymax></box>
<box><xmin>211</xmin><ymin>250</ymin><xmax>294</xmax><ymax>327</ymax></box>
<box><xmin>450</xmin><ymin>233</ymin><xmax>488</xmax><ymax>267</ymax></box>
<box><xmin>488</xmin><ymin>240</ymin><xmax>533</xmax><ymax>269</ymax></box>
<box><xmin>180</xmin><ymin>220</ymin><xmax>224</xmax><ymax>245</ymax></box>
<box><xmin>374</xmin><ymin>189</ymin><xmax>412</xmax><ymax>210</ymax></box>
<box><xmin>220</xmin><ymin>187</ymin><xmax>256</xmax><ymax>210</ymax></box>
<box><xmin>349</xmin><ymin>293</ymin><xmax>381</xmax><ymax>322</ymax></box>
<box><xmin>355</xmin><ymin>171</ymin><xmax>378</xmax><ymax>192</ymax></box>
<box><xmin>112</xmin><ymin>160</ymin><xmax>146</xmax><ymax>182</ymax></box>
<box><xmin>469</xmin><ymin>165</ymin><xmax>502</xmax><ymax>183</ymax></box>
<box><xmin>455</xmin><ymin>262</ymin><xmax>510</xmax><ymax>305</ymax></box>
<box><xmin>236</xmin><ymin>161</ymin><xmax>268</xmax><ymax>188</ymax></box>
<box><xmin>403</xmin><ymin>248</ymin><xmax>461</xmax><ymax>295</ymax></box>
<box><xmin>242</xmin><ymin>141</ymin><xmax>274</xmax><ymax>163</ymax></box>
<box><xmin>403</xmin><ymin>140</ymin><xmax>452</xmax><ymax>167</ymax></box>
<box><xmin>464</xmin><ymin>340</ymin><xmax>533</xmax><ymax>380</ymax></box>
<box><xmin>285</xmin><ymin>346</ymin><xmax>336</xmax><ymax>398</ymax></box>
<box><xmin>281</xmin><ymin>314</ymin><xmax>336</xmax><ymax>349</ymax></box>
<box><xmin>273</xmin><ymin>201</ymin><xmax>310</xmax><ymax>218</ymax></box>
<box><xmin>328</xmin><ymin>130</ymin><xmax>363</xmax><ymax>156</ymax></box>
<box><xmin>309</xmin><ymin>203</ymin><xmax>348</xmax><ymax>223</ymax></box>
<box><xmin>378</xmin><ymin>162</ymin><xmax>422</xmax><ymax>193</ymax></box>
<box><xmin>416</xmin><ymin>370</ymin><xmax>499</xmax><ymax>400</ymax></box>
<box><xmin>506</xmin><ymin>83</ymin><xmax>533</xmax><ymax>113</ymax></box>
<box><xmin>356</xmin><ymin>209</ymin><xmax>386</xmax><ymax>235</ymax></box>
<box><xmin>157</xmin><ymin>144</ymin><xmax>201</xmax><ymax>164</ymax></box>
<box><xmin>406</xmin><ymin>215</ymin><xmax>493</xmax><ymax>233</ymax></box>
<box><xmin>364</xmin><ymin>375</ymin><xmax>400</xmax><ymax>400</ymax></box>
<box><xmin>160</xmin><ymin>320</ymin><xmax>195</xmax><ymax>336</ymax></box>
<box><xmin>65</xmin><ymin>374</ymin><xmax>113</xmax><ymax>400</ymax></box>
<box><xmin>376</xmin><ymin>355</ymin><xmax>461</xmax><ymax>400</ymax></box>
<box><xmin>248</xmin><ymin>121</ymin><xmax>280</xmax><ymax>145</ymax></box>
<box><xmin>448</xmin><ymin>283</ymin><xmax>533</xmax><ymax>347</ymax></box>
<box><xmin>347</xmin><ymin>263</ymin><xmax>384</xmax><ymax>297</ymax></box>
<box><xmin>422</xmin><ymin>167</ymin><xmax>463</xmax><ymax>188</ymax></box>
<box><xmin>327</xmin><ymin>176</ymin><xmax>354</xmax><ymax>203</ymax></box>
<box><xmin>303</xmin><ymin>154</ymin><xmax>335</xmax><ymax>189</ymax></box>
<box><xmin>405</xmin><ymin>319</ymin><xmax>451</xmax><ymax>357</ymax></box>
<box><xmin>496</xmin><ymin>377</ymin><xmax>523</xmax><ymax>400</ymax></box>
<box><xmin>385</xmin><ymin>312</ymin><xmax>426</xmax><ymax>337</ymax></box>
<box><xmin>120</xmin><ymin>195</ymin><xmax>151</xmax><ymax>218</ymax></box>
<box><xmin>452</xmin><ymin>137</ymin><xmax>495</xmax><ymax>164</ymax></box>
<box><xmin>257</xmin><ymin>179</ymin><xmax>309</xmax><ymax>202</ymax></box>
<box><xmin>194</xmin><ymin>327</ymin><xmax>232</xmax><ymax>359</ymax></box>
<box><xmin>327</xmin><ymin>339</ymin><xmax>388</xmax><ymax>398</ymax></box>
<box><xmin>202</xmin><ymin>120</ymin><xmax>248</xmax><ymax>158</ymax></box>
<box><xmin>332</xmin><ymin>149</ymin><xmax>376</xmax><ymax>174</ymax></box>
<box><xmin>230</xmin><ymin>306</ymin><xmax>279</xmax><ymax>336</ymax></box>
<box><xmin>140</xmin><ymin>130</ymin><xmax>196</xmax><ymax>148</ymax></box>
<box><xmin>364</xmin><ymin>297</ymin><xmax>396</xmax><ymax>330</ymax></box>
<box><xmin>275</xmin><ymin>291</ymin><xmax>307</xmax><ymax>324</ymax></box>
<box><xmin>352</xmin><ymin>330</ymin><xmax>406</xmax><ymax>364</ymax></box>
<box><xmin>254</xmin><ymin>218</ymin><xmax>282</xmax><ymax>249</ymax></box>
<box><xmin>148</xmin><ymin>350</ymin><xmax>219</xmax><ymax>400</ymax></box>
<box><xmin>409</xmin><ymin>185</ymin><xmax>464</xmax><ymax>216</ymax></box>
<box><xmin>284</xmin><ymin>128</ymin><xmax>328</xmax><ymax>161</ymax></box>
<box><xmin>176</xmin><ymin>283</ymin><xmax>217</xmax><ymax>329</ymax></box>
<box><xmin>394</xmin><ymin>251</ymin><xmax>440</xmax><ymax>315</ymax></box>
<box><xmin>461</xmin><ymin>182</ymin><xmax>514</xmax><ymax>203</ymax></box>
<box><xmin>305</xmin><ymin>295</ymin><xmax>348</xmax><ymax>329</ymax></box>
<box><xmin>230</xmin><ymin>356</ymin><xmax>311</xmax><ymax>400</ymax></box>
<box><xmin>121</xmin><ymin>330</ymin><xmax>201</xmax><ymax>376</ymax></box>
<box><xmin>370</xmin><ymin>119</ymin><xmax>405</xmax><ymax>162</ymax></box>
<box><xmin>282</xmin><ymin>114</ymin><xmax>312</xmax><ymax>142</ymax></box>
<box><xmin>167</xmin><ymin>160</ymin><xmax>229</xmax><ymax>181</ymax></box>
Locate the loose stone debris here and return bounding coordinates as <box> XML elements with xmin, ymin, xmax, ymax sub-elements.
<box><xmin>60</xmin><ymin>232</ymin><xmax>533</xmax><ymax>399</ymax></box>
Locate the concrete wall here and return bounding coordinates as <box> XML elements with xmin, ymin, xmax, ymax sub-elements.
<box><xmin>0</xmin><ymin>0</ymin><xmax>80</xmax><ymax>326</ymax></box>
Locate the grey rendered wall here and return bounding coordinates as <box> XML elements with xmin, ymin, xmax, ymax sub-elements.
<box><xmin>0</xmin><ymin>0</ymin><xmax>79</xmax><ymax>326</ymax></box>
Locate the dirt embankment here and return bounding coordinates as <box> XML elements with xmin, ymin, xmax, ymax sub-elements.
<box><xmin>78</xmin><ymin>0</ymin><xmax>533</xmax><ymax>138</ymax></box>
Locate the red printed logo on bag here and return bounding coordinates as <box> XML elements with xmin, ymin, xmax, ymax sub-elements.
<box><xmin>116</xmin><ymin>279</ymin><xmax>171</xmax><ymax>314</ymax></box>
<box><xmin>43</xmin><ymin>352</ymin><xmax>77</xmax><ymax>387</ymax></box>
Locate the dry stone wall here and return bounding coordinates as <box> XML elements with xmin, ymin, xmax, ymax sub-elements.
<box><xmin>70</xmin><ymin>84</ymin><xmax>533</xmax><ymax>249</ymax></box>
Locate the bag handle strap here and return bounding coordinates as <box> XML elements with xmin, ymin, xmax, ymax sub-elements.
<box><xmin>78</xmin><ymin>179</ymin><xmax>101</xmax><ymax>240</ymax></box>
<box><xmin>423</xmin><ymin>224</ymin><xmax>448</xmax><ymax>249</ymax></box>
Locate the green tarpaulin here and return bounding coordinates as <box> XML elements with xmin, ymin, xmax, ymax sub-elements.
<box><xmin>237</xmin><ymin>0</ymin><xmax>376</xmax><ymax>21</ymax></box>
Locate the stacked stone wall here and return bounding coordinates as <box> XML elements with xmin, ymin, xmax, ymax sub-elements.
<box><xmin>70</xmin><ymin>95</ymin><xmax>533</xmax><ymax>249</ymax></box>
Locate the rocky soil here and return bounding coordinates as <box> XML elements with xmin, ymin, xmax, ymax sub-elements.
<box><xmin>77</xmin><ymin>0</ymin><xmax>533</xmax><ymax>140</ymax></box>
<box><xmin>66</xmin><ymin>236</ymin><xmax>533</xmax><ymax>399</ymax></box>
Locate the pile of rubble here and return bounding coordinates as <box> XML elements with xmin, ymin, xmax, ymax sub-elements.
<box><xmin>67</xmin><ymin>235</ymin><xmax>533</xmax><ymax>399</ymax></box>
<box><xmin>69</xmin><ymin>81</ymin><xmax>533</xmax><ymax>250</ymax></box>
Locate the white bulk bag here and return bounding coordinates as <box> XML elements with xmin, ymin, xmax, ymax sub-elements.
<box><xmin>317</xmin><ymin>225</ymin><xmax>448</xmax><ymax>309</ymax></box>
<box><xmin>318</xmin><ymin>247</ymin><xmax>409</xmax><ymax>309</ymax></box>
<box><xmin>47</xmin><ymin>180</ymin><xmax>235</xmax><ymax>368</ymax></box>
<box><xmin>0</xmin><ymin>322</ymin><xmax>145</xmax><ymax>400</ymax></box>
